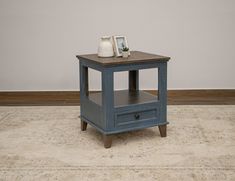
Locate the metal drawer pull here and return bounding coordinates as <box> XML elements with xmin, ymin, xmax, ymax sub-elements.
<box><xmin>134</xmin><ymin>114</ymin><xmax>140</xmax><ymax>120</ymax></box>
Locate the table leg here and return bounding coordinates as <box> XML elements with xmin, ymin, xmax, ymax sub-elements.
<box><xmin>103</xmin><ymin>134</ymin><xmax>112</xmax><ymax>148</ymax></box>
<box><xmin>129</xmin><ymin>70</ymin><xmax>139</xmax><ymax>91</ymax></box>
<box><xmin>81</xmin><ymin>120</ymin><xmax>87</xmax><ymax>131</ymax></box>
<box><xmin>80</xmin><ymin>64</ymin><xmax>89</xmax><ymax>97</ymax></box>
<box><xmin>102</xmin><ymin>69</ymin><xmax>114</xmax><ymax>131</ymax></box>
<box><xmin>158</xmin><ymin>125</ymin><xmax>167</xmax><ymax>137</ymax></box>
<box><xmin>158</xmin><ymin>62</ymin><xmax>167</xmax><ymax>122</ymax></box>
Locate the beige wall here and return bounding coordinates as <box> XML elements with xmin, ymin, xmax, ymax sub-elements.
<box><xmin>0</xmin><ymin>0</ymin><xmax>235</xmax><ymax>91</ymax></box>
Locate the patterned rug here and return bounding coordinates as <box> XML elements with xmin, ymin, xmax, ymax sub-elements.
<box><xmin>0</xmin><ymin>106</ymin><xmax>234</xmax><ymax>180</ymax></box>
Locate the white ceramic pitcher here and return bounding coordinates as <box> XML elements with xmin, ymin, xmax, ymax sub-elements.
<box><xmin>98</xmin><ymin>36</ymin><xmax>114</xmax><ymax>57</ymax></box>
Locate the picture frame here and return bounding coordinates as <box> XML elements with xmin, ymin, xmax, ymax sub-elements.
<box><xmin>112</xmin><ymin>35</ymin><xmax>130</xmax><ymax>57</ymax></box>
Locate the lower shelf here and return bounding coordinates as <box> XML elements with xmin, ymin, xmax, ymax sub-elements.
<box><xmin>89</xmin><ymin>90</ymin><xmax>158</xmax><ymax>107</ymax></box>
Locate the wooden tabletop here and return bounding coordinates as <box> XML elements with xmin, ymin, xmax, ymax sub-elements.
<box><xmin>76</xmin><ymin>51</ymin><xmax>170</xmax><ymax>67</ymax></box>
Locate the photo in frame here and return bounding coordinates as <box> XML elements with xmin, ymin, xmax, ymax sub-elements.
<box><xmin>112</xmin><ymin>36</ymin><xmax>130</xmax><ymax>57</ymax></box>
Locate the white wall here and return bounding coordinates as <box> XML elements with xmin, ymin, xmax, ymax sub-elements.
<box><xmin>0</xmin><ymin>0</ymin><xmax>234</xmax><ymax>91</ymax></box>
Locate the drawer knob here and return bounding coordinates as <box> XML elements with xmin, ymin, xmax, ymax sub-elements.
<box><xmin>134</xmin><ymin>114</ymin><xmax>140</xmax><ymax>120</ymax></box>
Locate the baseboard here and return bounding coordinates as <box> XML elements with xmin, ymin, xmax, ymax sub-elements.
<box><xmin>0</xmin><ymin>90</ymin><xmax>234</xmax><ymax>106</ymax></box>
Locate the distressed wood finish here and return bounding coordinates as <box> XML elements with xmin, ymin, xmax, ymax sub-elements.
<box><xmin>77</xmin><ymin>51</ymin><xmax>170</xmax><ymax>148</ymax></box>
<box><xmin>102</xmin><ymin>69</ymin><xmax>114</xmax><ymax>131</ymax></box>
<box><xmin>76</xmin><ymin>51</ymin><xmax>170</xmax><ymax>67</ymax></box>
<box><xmin>158</xmin><ymin>62</ymin><xmax>167</xmax><ymax>125</ymax></box>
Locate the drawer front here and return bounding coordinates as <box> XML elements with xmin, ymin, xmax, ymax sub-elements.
<box><xmin>115</xmin><ymin>109</ymin><xmax>158</xmax><ymax>127</ymax></box>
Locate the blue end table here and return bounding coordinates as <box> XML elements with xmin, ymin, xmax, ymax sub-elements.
<box><xmin>76</xmin><ymin>51</ymin><xmax>170</xmax><ymax>148</ymax></box>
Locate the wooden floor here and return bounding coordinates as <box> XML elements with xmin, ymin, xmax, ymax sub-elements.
<box><xmin>0</xmin><ymin>90</ymin><xmax>234</xmax><ymax>106</ymax></box>
<box><xmin>166</xmin><ymin>90</ymin><xmax>235</xmax><ymax>105</ymax></box>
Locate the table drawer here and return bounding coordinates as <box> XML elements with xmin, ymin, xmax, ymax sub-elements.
<box><xmin>115</xmin><ymin>109</ymin><xmax>158</xmax><ymax>127</ymax></box>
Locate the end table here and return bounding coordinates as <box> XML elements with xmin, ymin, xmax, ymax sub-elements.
<box><xmin>76</xmin><ymin>51</ymin><xmax>170</xmax><ymax>148</ymax></box>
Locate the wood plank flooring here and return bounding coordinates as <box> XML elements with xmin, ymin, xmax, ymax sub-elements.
<box><xmin>0</xmin><ymin>90</ymin><xmax>234</xmax><ymax>106</ymax></box>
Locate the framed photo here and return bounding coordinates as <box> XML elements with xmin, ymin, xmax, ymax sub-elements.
<box><xmin>112</xmin><ymin>36</ymin><xmax>130</xmax><ymax>57</ymax></box>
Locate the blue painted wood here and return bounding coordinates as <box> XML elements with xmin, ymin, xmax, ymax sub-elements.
<box><xmin>77</xmin><ymin>53</ymin><xmax>169</xmax><ymax>138</ymax></box>
<box><xmin>82</xmin><ymin>99</ymin><xmax>103</xmax><ymax>128</ymax></box>
<box><xmin>158</xmin><ymin>62</ymin><xmax>167</xmax><ymax>124</ymax></box>
<box><xmin>81</xmin><ymin>115</ymin><xmax>168</xmax><ymax>135</ymax></box>
<box><xmin>115</xmin><ymin>101</ymin><xmax>159</xmax><ymax>113</ymax></box>
<box><xmin>109</xmin><ymin>62</ymin><xmax>160</xmax><ymax>72</ymax></box>
<box><xmin>101</xmin><ymin>68</ymin><xmax>114</xmax><ymax>131</ymax></box>
<box><xmin>79</xmin><ymin>61</ymin><xmax>88</xmax><ymax>121</ymax></box>
<box><xmin>115</xmin><ymin>108</ymin><xmax>158</xmax><ymax>126</ymax></box>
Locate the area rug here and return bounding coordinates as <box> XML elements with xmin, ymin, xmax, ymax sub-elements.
<box><xmin>0</xmin><ymin>105</ymin><xmax>234</xmax><ymax>180</ymax></box>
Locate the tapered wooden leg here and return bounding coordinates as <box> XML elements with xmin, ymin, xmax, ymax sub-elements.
<box><xmin>158</xmin><ymin>125</ymin><xmax>167</xmax><ymax>137</ymax></box>
<box><xmin>103</xmin><ymin>134</ymin><xmax>112</xmax><ymax>148</ymax></box>
<box><xmin>81</xmin><ymin>120</ymin><xmax>87</xmax><ymax>131</ymax></box>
